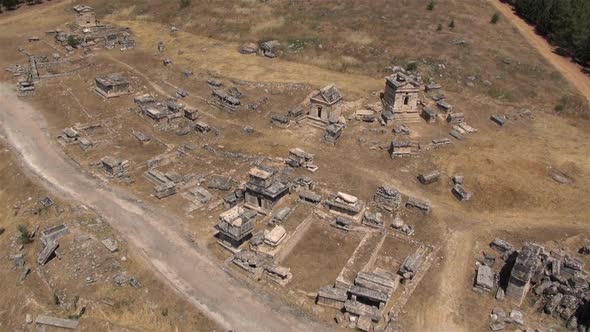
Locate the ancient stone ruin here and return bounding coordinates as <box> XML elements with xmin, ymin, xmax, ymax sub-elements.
<box><xmin>309</xmin><ymin>84</ymin><xmax>343</xmax><ymax>127</ymax></box>
<box><xmin>95</xmin><ymin>73</ymin><xmax>133</xmax><ymax>98</ymax></box>
<box><xmin>382</xmin><ymin>70</ymin><xmax>421</xmax><ymax>123</ymax></box>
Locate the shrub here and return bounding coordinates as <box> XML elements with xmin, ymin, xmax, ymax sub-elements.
<box><xmin>67</xmin><ymin>36</ymin><xmax>80</xmax><ymax>48</ymax></box>
<box><xmin>53</xmin><ymin>293</ymin><xmax>60</xmax><ymax>305</ymax></box>
<box><xmin>405</xmin><ymin>62</ymin><xmax>418</xmax><ymax>72</ymax></box>
<box><xmin>161</xmin><ymin>308</ymin><xmax>169</xmax><ymax>316</ymax></box>
<box><xmin>554</xmin><ymin>94</ymin><xmax>590</xmax><ymax>119</ymax></box>
<box><xmin>448</xmin><ymin>19</ymin><xmax>455</xmax><ymax>29</ymax></box>
<box><xmin>17</xmin><ymin>224</ymin><xmax>32</xmax><ymax>244</ymax></box>
<box><xmin>179</xmin><ymin>0</ymin><xmax>190</xmax><ymax>9</ymax></box>
<box><xmin>436</xmin><ymin>24</ymin><xmax>442</xmax><ymax>31</ymax></box>
<box><xmin>491</xmin><ymin>12</ymin><xmax>501</xmax><ymax>24</ymax></box>
<box><xmin>427</xmin><ymin>0</ymin><xmax>435</xmax><ymax>11</ymax></box>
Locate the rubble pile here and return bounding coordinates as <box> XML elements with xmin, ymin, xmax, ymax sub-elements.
<box><xmin>478</xmin><ymin>240</ymin><xmax>590</xmax><ymax>331</ymax></box>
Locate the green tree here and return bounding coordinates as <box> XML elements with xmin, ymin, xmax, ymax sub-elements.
<box><xmin>67</xmin><ymin>36</ymin><xmax>80</xmax><ymax>48</ymax></box>
<box><xmin>491</xmin><ymin>12</ymin><xmax>501</xmax><ymax>24</ymax></box>
<box><xmin>448</xmin><ymin>18</ymin><xmax>455</xmax><ymax>29</ymax></box>
<box><xmin>436</xmin><ymin>24</ymin><xmax>443</xmax><ymax>31</ymax></box>
<box><xmin>510</xmin><ymin>0</ymin><xmax>590</xmax><ymax>65</ymax></box>
<box><xmin>1</xmin><ymin>0</ymin><xmax>21</xmax><ymax>10</ymax></box>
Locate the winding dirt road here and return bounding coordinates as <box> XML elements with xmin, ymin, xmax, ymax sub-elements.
<box><xmin>489</xmin><ymin>0</ymin><xmax>590</xmax><ymax>103</ymax></box>
<box><xmin>0</xmin><ymin>83</ymin><xmax>325</xmax><ymax>332</ymax></box>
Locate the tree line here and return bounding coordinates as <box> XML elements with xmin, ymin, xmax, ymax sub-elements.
<box><xmin>506</xmin><ymin>0</ymin><xmax>590</xmax><ymax>65</ymax></box>
<box><xmin>0</xmin><ymin>0</ymin><xmax>43</xmax><ymax>12</ymax></box>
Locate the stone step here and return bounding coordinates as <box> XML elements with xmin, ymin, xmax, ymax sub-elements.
<box><xmin>392</xmin><ymin>114</ymin><xmax>423</xmax><ymax>124</ymax></box>
<box><xmin>303</xmin><ymin>117</ymin><xmax>327</xmax><ymax>129</ymax></box>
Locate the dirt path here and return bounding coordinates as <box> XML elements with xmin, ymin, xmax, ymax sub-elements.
<box><xmin>489</xmin><ymin>0</ymin><xmax>590</xmax><ymax>103</ymax></box>
<box><xmin>0</xmin><ymin>83</ymin><xmax>327</xmax><ymax>332</ymax></box>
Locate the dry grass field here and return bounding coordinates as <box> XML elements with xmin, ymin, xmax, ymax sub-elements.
<box><xmin>1</xmin><ymin>0</ymin><xmax>590</xmax><ymax>331</ymax></box>
<box><xmin>0</xmin><ymin>142</ymin><xmax>218</xmax><ymax>331</ymax></box>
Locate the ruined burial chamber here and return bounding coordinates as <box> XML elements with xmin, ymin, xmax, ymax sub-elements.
<box><xmin>244</xmin><ymin>166</ymin><xmax>289</xmax><ymax>214</ymax></box>
<box><xmin>95</xmin><ymin>73</ymin><xmax>133</xmax><ymax>98</ymax></box>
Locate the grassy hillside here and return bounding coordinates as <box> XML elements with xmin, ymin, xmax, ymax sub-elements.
<box><xmin>81</xmin><ymin>0</ymin><xmax>576</xmax><ymax>107</ymax></box>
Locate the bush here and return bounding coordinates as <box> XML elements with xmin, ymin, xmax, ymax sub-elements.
<box><xmin>554</xmin><ymin>94</ymin><xmax>590</xmax><ymax>119</ymax></box>
<box><xmin>53</xmin><ymin>293</ymin><xmax>60</xmax><ymax>305</ymax></box>
<box><xmin>405</xmin><ymin>62</ymin><xmax>418</xmax><ymax>72</ymax></box>
<box><xmin>17</xmin><ymin>224</ymin><xmax>32</xmax><ymax>244</ymax></box>
<box><xmin>427</xmin><ymin>0</ymin><xmax>435</xmax><ymax>11</ymax></box>
<box><xmin>179</xmin><ymin>0</ymin><xmax>190</xmax><ymax>9</ymax></box>
<box><xmin>67</xmin><ymin>36</ymin><xmax>80</xmax><ymax>48</ymax></box>
<box><xmin>436</xmin><ymin>24</ymin><xmax>442</xmax><ymax>31</ymax></box>
<box><xmin>448</xmin><ymin>19</ymin><xmax>455</xmax><ymax>29</ymax></box>
<box><xmin>491</xmin><ymin>12</ymin><xmax>501</xmax><ymax>24</ymax></box>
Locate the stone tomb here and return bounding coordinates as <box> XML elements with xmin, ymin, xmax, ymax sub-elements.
<box><xmin>216</xmin><ymin>206</ymin><xmax>258</xmax><ymax>248</ymax></box>
<box><xmin>244</xmin><ymin>166</ymin><xmax>289</xmax><ymax>214</ymax></box>
<box><xmin>382</xmin><ymin>72</ymin><xmax>421</xmax><ymax>123</ymax></box>
<box><xmin>95</xmin><ymin>73</ymin><xmax>133</xmax><ymax>98</ymax></box>
<box><xmin>309</xmin><ymin>84</ymin><xmax>343</xmax><ymax>125</ymax></box>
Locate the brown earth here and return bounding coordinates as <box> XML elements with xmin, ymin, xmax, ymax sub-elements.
<box><xmin>0</xmin><ymin>1</ymin><xmax>590</xmax><ymax>331</ymax></box>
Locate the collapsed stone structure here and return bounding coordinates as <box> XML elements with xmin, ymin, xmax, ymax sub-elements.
<box><xmin>271</xmin><ymin>114</ymin><xmax>291</xmax><ymax>128</ymax></box>
<box><xmin>374</xmin><ymin>186</ymin><xmax>402</xmax><ymax>211</ymax></box>
<box><xmin>317</xmin><ymin>270</ymin><xmax>400</xmax><ymax>328</ymax></box>
<box><xmin>286</xmin><ymin>148</ymin><xmax>314</xmax><ymax>168</ymax></box>
<box><xmin>134</xmin><ymin>94</ymin><xmax>186</xmax><ymax>129</ymax></box>
<box><xmin>212</xmin><ymin>89</ymin><xmax>241</xmax><ymax>112</ymax></box>
<box><xmin>143</xmin><ymin>169</ymin><xmax>179</xmax><ymax>199</ymax></box>
<box><xmin>324</xmin><ymin>124</ymin><xmax>344</xmax><ymax>144</ymax></box>
<box><xmin>405</xmin><ymin>197</ymin><xmax>432</xmax><ymax>215</ymax></box>
<box><xmin>232</xmin><ymin>250</ymin><xmax>293</xmax><ymax>286</ymax></box>
<box><xmin>100</xmin><ymin>156</ymin><xmax>129</xmax><ymax>178</ymax></box>
<box><xmin>389</xmin><ymin>140</ymin><xmax>420</xmax><ymax>158</ymax></box>
<box><xmin>483</xmin><ymin>241</ymin><xmax>590</xmax><ymax>331</ymax></box>
<box><xmin>505</xmin><ymin>243</ymin><xmax>543</xmax><ymax>305</ymax></box>
<box><xmin>52</xmin><ymin>6</ymin><xmax>135</xmax><ymax>51</ymax></box>
<box><xmin>362</xmin><ymin>212</ymin><xmax>384</xmax><ymax>229</ymax></box>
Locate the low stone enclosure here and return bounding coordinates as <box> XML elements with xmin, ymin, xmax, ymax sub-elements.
<box><xmin>204</xmin><ymin>159</ymin><xmax>438</xmax><ymax>330</ymax></box>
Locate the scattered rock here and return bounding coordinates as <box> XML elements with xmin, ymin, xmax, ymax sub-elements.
<box><xmin>510</xmin><ymin>310</ymin><xmax>524</xmax><ymax>325</ymax></box>
<box><xmin>101</xmin><ymin>238</ymin><xmax>118</xmax><ymax>253</ymax></box>
<box><xmin>550</xmin><ymin>171</ymin><xmax>572</xmax><ymax>185</ymax></box>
